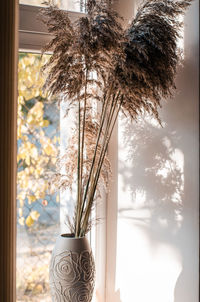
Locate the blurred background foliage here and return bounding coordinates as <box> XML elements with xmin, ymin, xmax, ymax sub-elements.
<box><xmin>17</xmin><ymin>53</ymin><xmax>59</xmax><ymax>227</ymax></box>
<box><xmin>17</xmin><ymin>53</ymin><xmax>60</xmax><ymax>301</ymax></box>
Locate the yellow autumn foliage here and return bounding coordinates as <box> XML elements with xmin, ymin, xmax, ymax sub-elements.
<box><xmin>25</xmin><ymin>210</ymin><xmax>40</xmax><ymax>227</ymax></box>
<box><xmin>17</xmin><ymin>53</ymin><xmax>59</xmax><ymax>228</ymax></box>
<box><xmin>25</xmin><ymin>215</ymin><xmax>35</xmax><ymax>227</ymax></box>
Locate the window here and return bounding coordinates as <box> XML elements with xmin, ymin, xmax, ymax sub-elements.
<box><xmin>17</xmin><ymin>52</ymin><xmax>60</xmax><ymax>301</ymax></box>
<box><xmin>18</xmin><ymin>3</ymin><xmax>105</xmax><ymax>302</ymax></box>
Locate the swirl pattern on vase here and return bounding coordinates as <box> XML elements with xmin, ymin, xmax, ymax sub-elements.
<box><xmin>49</xmin><ymin>249</ymin><xmax>95</xmax><ymax>302</ymax></box>
<box><xmin>71</xmin><ymin>285</ymin><xmax>92</xmax><ymax>302</ymax></box>
<box><xmin>53</xmin><ymin>251</ymin><xmax>80</xmax><ymax>283</ymax></box>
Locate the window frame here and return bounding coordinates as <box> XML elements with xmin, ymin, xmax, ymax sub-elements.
<box><xmin>19</xmin><ymin>4</ymin><xmax>85</xmax><ymax>51</ymax></box>
<box><xmin>0</xmin><ymin>1</ymin><xmax>18</xmax><ymax>301</ymax></box>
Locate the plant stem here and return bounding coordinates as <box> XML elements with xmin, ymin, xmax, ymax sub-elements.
<box><xmin>91</xmin><ymin>95</ymin><xmax>123</xmax><ymax>200</ymax></box>
<box><xmin>87</xmin><ymin>91</ymin><xmax>119</xmax><ymax>201</ymax></box>
<box><xmin>76</xmin><ymin>68</ymin><xmax>88</xmax><ymax>236</ymax></box>
<box><xmin>80</xmin><ymin>94</ymin><xmax>123</xmax><ymax>236</ymax></box>
<box><xmin>98</xmin><ymin>91</ymin><xmax>119</xmax><ymax>165</ymax></box>
<box><xmin>78</xmin><ymin>88</ymin><xmax>110</xmax><ymax>226</ymax></box>
<box><xmin>78</xmin><ymin>83</ymin><xmax>115</xmax><ymax>236</ymax></box>
<box><xmin>75</xmin><ymin>96</ymin><xmax>81</xmax><ymax>237</ymax></box>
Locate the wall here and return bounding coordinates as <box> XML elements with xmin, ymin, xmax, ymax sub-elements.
<box><xmin>106</xmin><ymin>1</ymin><xmax>199</xmax><ymax>302</ymax></box>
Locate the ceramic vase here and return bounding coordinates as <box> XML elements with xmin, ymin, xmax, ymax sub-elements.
<box><xmin>49</xmin><ymin>234</ymin><xmax>95</xmax><ymax>302</ymax></box>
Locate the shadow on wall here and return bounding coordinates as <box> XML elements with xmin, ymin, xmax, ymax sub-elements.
<box><xmin>118</xmin><ymin>51</ymin><xmax>198</xmax><ymax>301</ymax></box>
<box><xmin>106</xmin><ymin>1</ymin><xmax>198</xmax><ymax>302</ymax></box>
<box><xmin>174</xmin><ymin>2</ymin><xmax>199</xmax><ymax>300</ymax></box>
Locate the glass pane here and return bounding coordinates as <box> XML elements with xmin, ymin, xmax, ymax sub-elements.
<box><xmin>19</xmin><ymin>0</ymin><xmax>86</xmax><ymax>12</ymax></box>
<box><xmin>17</xmin><ymin>53</ymin><xmax>60</xmax><ymax>302</ymax></box>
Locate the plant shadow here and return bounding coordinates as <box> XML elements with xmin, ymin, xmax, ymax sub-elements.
<box><xmin>118</xmin><ymin>50</ymin><xmax>198</xmax><ymax>301</ymax></box>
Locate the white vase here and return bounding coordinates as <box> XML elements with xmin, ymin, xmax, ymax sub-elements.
<box><xmin>49</xmin><ymin>234</ymin><xmax>95</xmax><ymax>302</ymax></box>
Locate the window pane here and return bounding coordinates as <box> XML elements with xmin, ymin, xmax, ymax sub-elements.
<box><xmin>17</xmin><ymin>53</ymin><xmax>60</xmax><ymax>302</ymax></box>
<box><xmin>19</xmin><ymin>0</ymin><xmax>86</xmax><ymax>12</ymax></box>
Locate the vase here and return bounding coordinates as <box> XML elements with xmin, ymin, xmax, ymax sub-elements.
<box><xmin>49</xmin><ymin>234</ymin><xmax>95</xmax><ymax>302</ymax></box>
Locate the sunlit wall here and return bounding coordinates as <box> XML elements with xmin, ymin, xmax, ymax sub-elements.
<box><xmin>106</xmin><ymin>1</ymin><xmax>199</xmax><ymax>302</ymax></box>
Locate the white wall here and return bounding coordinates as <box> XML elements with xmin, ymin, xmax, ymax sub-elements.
<box><xmin>106</xmin><ymin>1</ymin><xmax>199</xmax><ymax>302</ymax></box>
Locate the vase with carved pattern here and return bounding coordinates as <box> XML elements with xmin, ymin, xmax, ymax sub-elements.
<box><xmin>49</xmin><ymin>234</ymin><xmax>95</xmax><ymax>302</ymax></box>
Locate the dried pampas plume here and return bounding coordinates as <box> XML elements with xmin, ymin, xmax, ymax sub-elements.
<box><xmin>40</xmin><ymin>0</ymin><xmax>192</xmax><ymax>237</ymax></box>
<box><xmin>113</xmin><ymin>0</ymin><xmax>192</xmax><ymax>122</ymax></box>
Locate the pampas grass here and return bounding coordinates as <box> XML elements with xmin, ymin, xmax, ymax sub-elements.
<box><xmin>40</xmin><ymin>0</ymin><xmax>192</xmax><ymax>237</ymax></box>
